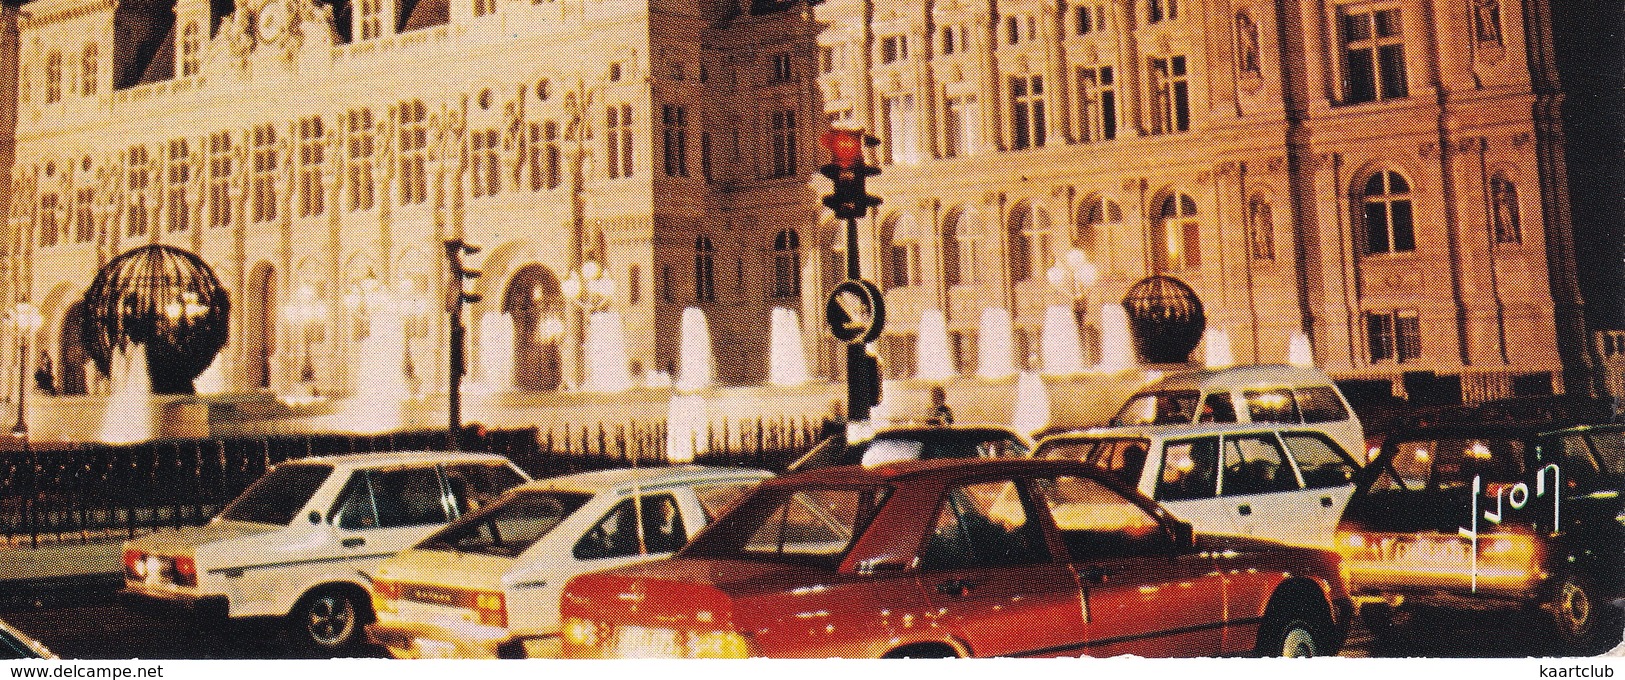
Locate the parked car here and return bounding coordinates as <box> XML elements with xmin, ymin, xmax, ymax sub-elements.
<box><xmin>1337</xmin><ymin>422</ymin><xmax>1625</xmax><ymax>651</ymax></box>
<box><xmin>558</xmin><ymin>458</ymin><xmax>1353</xmax><ymax>658</ymax></box>
<box><xmin>787</xmin><ymin>424</ymin><xmax>1031</xmax><ymax>472</ymax></box>
<box><xmin>1107</xmin><ymin>365</ymin><xmax>1365</xmax><ymax>463</ymax></box>
<box><xmin>0</xmin><ymin>617</ymin><xmax>54</xmax><ymax>659</ymax></box>
<box><xmin>119</xmin><ymin>451</ymin><xmax>530</xmax><ymax>652</ymax></box>
<box><xmin>1036</xmin><ymin>425</ymin><xmax>1361</xmax><ymax>549</ymax></box>
<box><xmin>364</xmin><ymin>465</ymin><xmax>772</xmax><ymax>658</ymax></box>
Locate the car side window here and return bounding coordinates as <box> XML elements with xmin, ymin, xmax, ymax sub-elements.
<box><xmin>1032</xmin><ymin>476</ymin><xmax>1165</xmax><ymax>560</ymax></box>
<box><xmin>1243</xmin><ymin>388</ymin><xmax>1301</xmax><ymax>424</ymax></box>
<box><xmin>693</xmin><ymin>482</ymin><xmax>756</xmax><ymax>523</ymax></box>
<box><xmin>1156</xmin><ymin>437</ymin><xmax>1220</xmax><ymax>501</ymax></box>
<box><xmin>1295</xmin><ymin>386</ymin><xmax>1350</xmax><ymax>423</ymax></box>
<box><xmin>371</xmin><ymin>467</ymin><xmax>450</xmax><ymax>528</ymax></box>
<box><xmin>573</xmin><ymin>494</ymin><xmax>688</xmax><ymax>560</ymax></box>
<box><xmin>1557</xmin><ymin>435</ymin><xmax>1601</xmax><ymax>484</ymax></box>
<box><xmin>331</xmin><ymin>473</ymin><xmax>378</xmax><ymax>530</ymax></box>
<box><xmin>1280</xmin><ymin>433</ymin><xmax>1357</xmax><ymax>488</ymax></box>
<box><xmin>920</xmin><ymin>479</ymin><xmax>1048</xmax><ymax>570</ymax></box>
<box><xmin>1220</xmin><ymin>435</ymin><xmax>1302</xmax><ymax>496</ymax></box>
<box><xmin>443</xmin><ymin>463</ymin><xmax>525</xmax><ymax>516</ymax></box>
<box><xmin>1199</xmin><ymin>392</ymin><xmax>1238</xmax><ymax>423</ymax></box>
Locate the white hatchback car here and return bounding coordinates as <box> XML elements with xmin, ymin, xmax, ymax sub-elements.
<box><xmin>364</xmin><ymin>465</ymin><xmax>773</xmax><ymax>659</ymax></box>
<box><xmin>119</xmin><ymin>451</ymin><xmax>530</xmax><ymax>652</ymax></box>
<box><xmin>1037</xmin><ymin>424</ymin><xmax>1361</xmax><ymax>548</ymax></box>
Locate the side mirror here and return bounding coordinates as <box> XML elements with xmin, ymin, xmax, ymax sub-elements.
<box><xmin>1169</xmin><ymin>520</ymin><xmax>1195</xmax><ymax>551</ymax></box>
<box><xmin>308</xmin><ymin>510</ymin><xmax>323</xmax><ymax>525</ymax></box>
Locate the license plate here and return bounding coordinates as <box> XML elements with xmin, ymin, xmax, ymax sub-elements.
<box><xmin>1388</xmin><ymin>537</ymin><xmax>1471</xmax><ymax>566</ymax></box>
<box><xmin>414</xmin><ymin>638</ymin><xmax>458</xmax><ymax>659</ymax></box>
<box><xmin>613</xmin><ymin>625</ymin><xmax>681</xmax><ymax>658</ymax></box>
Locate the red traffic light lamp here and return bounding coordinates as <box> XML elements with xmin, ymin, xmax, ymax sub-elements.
<box><xmin>819</xmin><ymin>129</ymin><xmax>882</xmax><ymax>220</ymax></box>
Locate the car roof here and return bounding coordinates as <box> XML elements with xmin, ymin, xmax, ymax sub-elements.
<box><xmin>869</xmin><ymin>424</ymin><xmax>1031</xmax><ymax>444</ymax></box>
<box><xmin>1039</xmin><ymin>421</ymin><xmax>1301</xmax><ymax>444</ymax></box>
<box><xmin>1136</xmin><ymin>364</ymin><xmax>1335</xmax><ymax>392</ymax></box>
<box><xmin>277</xmin><ymin>450</ymin><xmax>517</xmax><ymax>470</ymax></box>
<box><xmin>768</xmin><ymin>457</ymin><xmax>1110</xmax><ymax>488</ymax></box>
<box><xmin>1379</xmin><ymin>420</ymin><xmax>1620</xmax><ymax>442</ymax></box>
<box><xmin>520</xmin><ymin>465</ymin><xmax>773</xmax><ymax>496</ymax></box>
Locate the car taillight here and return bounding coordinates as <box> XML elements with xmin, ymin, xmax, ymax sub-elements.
<box><xmin>123</xmin><ymin>549</ymin><xmax>145</xmax><ymax>579</ymax></box>
<box><xmin>173</xmin><ymin>556</ymin><xmax>197</xmax><ymax>587</ymax></box>
<box><xmin>685</xmin><ymin>630</ymin><xmax>751</xmax><ymax>658</ymax></box>
<box><xmin>474</xmin><ymin>591</ymin><xmax>507</xmax><ymax>628</ymax></box>
<box><xmin>563</xmin><ymin>616</ymin><xmax>605</xmax><ymax>648</ymax></box>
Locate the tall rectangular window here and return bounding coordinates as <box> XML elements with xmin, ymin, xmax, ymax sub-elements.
<box><xmin>358</xmin><ymin>0</ymin><xmax>382</xmax><ymax>39</ymax></box>
<box><xmin>45</xmin><ymin>51</ymin><xmax>61</xmax><ymax>104</ymax></box>
<box><xmin>530</xmin><ymin>121</ymin><xmax>561</xmax><ymax>190</ymax></box>
<box><xmin>943</xmin><ymin>95</ymin><xmax>979</xmax><ymax>157</ymax></box>
<box><xmin>700</xmin><ymin>131</ymin><xmax>712</xmax><ymax>182</ymax></box>
<box><xmin>208</xmin><ymin>132</ymin><xmax>232</xmax><ymax>228</ymax></box>
<box><xmin>1009</xmin><ymin>75</ymin><xmax>1046</xmax><ymax>150</ymax></box>
<box><xmin>80</xmin><ymin>43</ymin><xmax>98</xmax><ymax>96</ymax></box>
<box><xmin>473</xmin><ymin>0</ymin><xmax>496</xmax><ymax>15</ymax></box>
<box><xmin>884</xmin><ymin>94</ymin><xmax>917</xmax><ymax>164</ymax></box>
<box><xmin>127</xmin><ymin>145</ymin><xmax>150</xmax><ymax>235</ymax></box>
<box><xmin>607</xmin><ymin>104</ymin><xmax>634</xmax><ymax>179</ymax></box>
<box><xmin>399</xmin><ymin>100</ymin><xmax>428</xmax><ymax>205</ymax></box>
<box><xmin>880</xmin><ymin>35</ymin><xmax>907</xmax><ymax>64</ymax></box>
<box><xmin>346</xmin><ymin>110</ymin><xmax>374</xmax><ymax>211</ymax></box>
<box><xmin>251</xmin><ymin>124</ymin><xmax>278</xmax><ymax>223</ymax></box>
<box><xmin>298</xmin><ymin>117</ymin><xmax>325</xmax><ymax>218</ymax></box>
<box><xmin>1367</xmin><ymin>309</ymin><xmax>1421</xmax><ymax>363</ymax></box>
<box><xmin>180</xmin><ymin>23</ymin><xmax>200</xmax><ymax>76</ymax></box>
<box><xmin>769</xmin><ymin>109</ymin><xmax>797</xmax><ymax>177</ymax></box>
<box><xmin>74</xmin><ymin>188</ymin><xmax>94</xmax><ymax>243</ymax></box>
<box><xmin>471</xmin><ymin>129</ymin><xmax>500</xmax><ymax>198</ymax></box>
<box><xmin>770</xmin><ymin>53</ymin><xmax>792</xmax><ymax>82</ymax></box>
<box><xmin>167</xmin><ymin>138</ymin><xmax>190</xmax><ymax>232</ymax></box>
<box><xmin>1077</xmin><ymin>65</ymin><xmax>1117</xmax><ymax>142</ymax></box>
<box><xmin>1148</xmin><ymin>55</ymin><xmax>1189</xmax><ymax>134</ymax></box>
<box><xmin>1340</xmin><ymin>5</ymin><xmax>1407</xmax><ymax>103</ymax></box>
<box><xmin>38</xmin><ymin>194</ymin><xmax>59</xmax><ymax>247</ymax></box>
<box><xmin>663</xmin><ymin>105</ymin><xmax>689</xmax><ymax>177</ymax></box>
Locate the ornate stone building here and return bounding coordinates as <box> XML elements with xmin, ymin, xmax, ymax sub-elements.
<box><xmin>0</xmin><ymin>0</ymin><xmax>1592</xmax><ymax>403</ymax></box>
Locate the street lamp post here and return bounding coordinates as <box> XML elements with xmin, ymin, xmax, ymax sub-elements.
<box><xmin>8</xmin><ymin>302</ymin><xmax>41</xmax><ymax>548</ymax></box>
<box><xmin>1047</xmin><ymin>247</ymin><xmax>1100</xmax><ymax>354</ymax></box>
<box><xmin>283</xmin><ymin>285</ymin><xmax>321</xmax><ymax>385</ymax></box>
<box><xmin>561</xmin><ymin>260</ymin><xmax>616</xmax><ymax>314</ymax></box>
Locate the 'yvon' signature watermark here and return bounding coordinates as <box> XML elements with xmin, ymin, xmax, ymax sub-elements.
<box><xmin>1457</xmin><ymin>463</ymin><xmax>1561</xmax><ymax>592</ymax></box>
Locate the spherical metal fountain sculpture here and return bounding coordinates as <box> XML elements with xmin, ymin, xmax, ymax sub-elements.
<box><xmin>1122</xmin><ymin>275</ymin><xmax>1206</xmax><ymax>365</ymax></box>
<box><xmin>81</xmin><ymin>245</ymin><xmax>230</xmax><ymax>394</ymax></box>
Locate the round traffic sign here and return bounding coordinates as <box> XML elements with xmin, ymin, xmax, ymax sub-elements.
<box><xmin>826</xmin><ymin>279</ymin><xmax>886</xmax><ymax>344</ymax></box>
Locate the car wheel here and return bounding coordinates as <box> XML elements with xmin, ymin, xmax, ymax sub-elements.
<box><xmin>289</xmin><ymin>588</ymin><xmax>363</xmax><ymax>653</ymax></box>
<box><xmin>1550</xmin><ymin>572</ymin><xmax>1604</xmax><ymax>650</ymax></box>
<box><xmin>1258</xmin><ymin>602</ymin><xmax>1331</xmax><ymax>658</ymax></box>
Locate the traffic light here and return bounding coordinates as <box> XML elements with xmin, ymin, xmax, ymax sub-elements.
<box><xmin>444</xmin><ymin>239</ymin><xmax>483</xmax><ymax>313</ymax></box>
<box><xmin>819</xmin><ymin>129</ymin><xmax>882</xmax><ymax>220</ymax></box>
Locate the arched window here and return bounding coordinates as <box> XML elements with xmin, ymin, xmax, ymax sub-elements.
<box><xmin>1361</xmin><ymin>170</ymin><xmax>1414</xmax><ymax>254</ymax></box>
<box><xmin>1077</xmin><ymin>197</ymin><xmax>1121</xmax><ymax>265</ymax></box>
<box><xmin>1235</xmin><ymin>12</ymin><xmax>1261</xmax><ymax>76</ymax></box>
<box><xmin>1248</xmin><ymin>195</ymin><xmax>1275</xmax><ymax>260</ymax></box>
<box><xmin>180</xmin><ymin>24</ymin><xmax>200</xmax><ymax>77</ymax></box>
<box><xmin>772</xmin><ymin>228</ymin><xmax>801</xmax><ymax>298</ymax></box>
<box><xmin>944</xmin><ymin>208</ymin><xmax>980</xmax><ymax>287</ymax></box>
<box><xmin>1008</xmin><ymin>201</ymin><xmax>1052</xmax><ymax>284</ymax></box>
<box><xmin>1154</xmin><ymin>193</ymin><xmax>1200</xmax><ymax>271</ymax></box>
<box><xmin>45</xmin><ymin>51</ymin><xmax>62</xmax><ymax>104</ymax></box>
<box><xmin>694</xmin><ymin>236</ymin><xmax>716</xmax><ymax>302</ymax></box>
<box><xmin>880</xmin><ymin>214</ymin><xmax>919</xmax><ymax>290</ymax></box>
<box><xmin>1490</xmin><ymin>173</ymin><xmax>1521</xmax><ymax>244</ymax></box>
<box><xmin>80</xmin><ymin>43</ymin><xmax>98</xmax><ymax>96</ymax></box>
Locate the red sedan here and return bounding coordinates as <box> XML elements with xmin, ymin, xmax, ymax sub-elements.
<box><xmin>559</xmin><ymin>458</ymin><xmax>1352</xmax><ymax>658</ymax></box>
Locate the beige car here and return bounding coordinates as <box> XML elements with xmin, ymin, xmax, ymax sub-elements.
<box><xmin>365</xmin><ymin>465</ymin><xmax>772</xmax><ymax>658</ymax></box>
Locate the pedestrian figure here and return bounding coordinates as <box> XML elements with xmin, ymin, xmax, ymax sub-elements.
<box><xmin>927</xmin><ymin>385</ymin><xmax>954</xmax><ymax>425</ymax></box>
<box><xmin>33</xmin><ymin>351</ymin><xmax>54</xmax><ymax>395</ymax></box>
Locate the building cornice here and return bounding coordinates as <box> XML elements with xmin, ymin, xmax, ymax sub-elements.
<box><xmin>20</xmin><ymin>0</ymin><xmax>115</xmax><ymax>31</ymax></box>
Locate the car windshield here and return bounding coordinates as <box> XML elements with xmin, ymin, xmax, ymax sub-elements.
<box><xmin>417</xmin><ymin>490</ymin><xmax>593</xmax><ymax>558</ymax></box>
<box><xmin>218</xmin><ymin>464</ymin><xmax>335</xmax><ymax>526</ymax></box>
<box><xmin>682</xmin><ymin>486</ymin><xmax>891</xmax><ymax>569</ymax></box>
<box><xmin>1372</xmin><ymin>437</ymin><xmax>1525</xmax><ymax>492</ymax></box>
<box><xmin>1038</xmin><ymin>438</ymin><xmax>1151</xmax><ymax>487</ymax></box>
<box><xmin>1110</xmin><ymin>390</ymin><xmax>1202</xmax><ymax>426</ymax></box>
<box><xmin>1592</xmin><ymin>431</ymin><xmax>1625</xmax><ymax>476</ymax></box>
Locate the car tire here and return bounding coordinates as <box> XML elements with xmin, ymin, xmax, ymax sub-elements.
<box><xmin>1258</xmin><ymin>598</ymin><xmax>1333</xmax><ymax>658</ymax></box>
<box><xmin>1549</xmin><ymin>571</ymin><xmax>1605</xmax><ymax>651</ymax></box>
<box><xmin>287</xmin><ymin>587</ymin><xmax>365</xmax><ymax>654</ymax></box>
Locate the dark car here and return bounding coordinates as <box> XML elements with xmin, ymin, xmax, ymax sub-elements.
<box><xmin>1336</xmin><ymin>422</ymin><xmax>1625</xmax><ymax>651</ymax></box>
<box><xmin>559</xmin><ymin>458</ymin><xmax>1353</xmax><ymax>658</ymax></box>
<box><xmin>787</xmin><ymin>425</ymin><xmax>1031</xmax><ymax>472</ymax></box>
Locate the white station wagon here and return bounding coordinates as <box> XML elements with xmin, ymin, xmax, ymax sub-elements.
<box><xmin>1037</xmin><ymin>424</ymin><xmax>1362</xmax><ymax>548</ymax></box>
<box><xmin>119</xmin><ymin>451</ymin><xmax>530</xmax><ymax>652</ymax></box>
<box><xmin>364</xmin><ymin>465</ymin><xmax>773</xmax><ymax>659</ymax></box>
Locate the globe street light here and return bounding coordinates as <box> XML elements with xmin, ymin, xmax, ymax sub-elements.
<box><xmin>9</xmin><ymin>302</ymin><xmax>42</xmax><ymax>440</ymax></box>
<box><xmin>561</xmin><ymin>260</ymin><xmax>616</xmax><ymax>314</ymax></box>
<box><xmin>1047</xmin><ymin>248</ymin><xmax>1099</xmax><ymax>331</ymax></box>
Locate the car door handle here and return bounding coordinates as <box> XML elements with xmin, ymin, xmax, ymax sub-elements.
<box><xmin>935</xmin><ymin>579</ymin><xmax>974</xmax><ymax>597</ymax></box>
<box><xmin>1079</xmin><ymin>565</ymin><xmax>1116</xmax><ymax>584</ymax></box>
<box><xmin>1320</xmin><ymin>496</ymin><xmax>1334</xmax><ymax>508</ymax></box>
<box><xmin>1236</xmin><ymin>504</ymin><xmax>1252</xmax><ymax>516</ymax></box>
<box><xmin>342</xmin><ymin>537</ymin><xmax>366</xmax><ymax>548</ymax></box>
